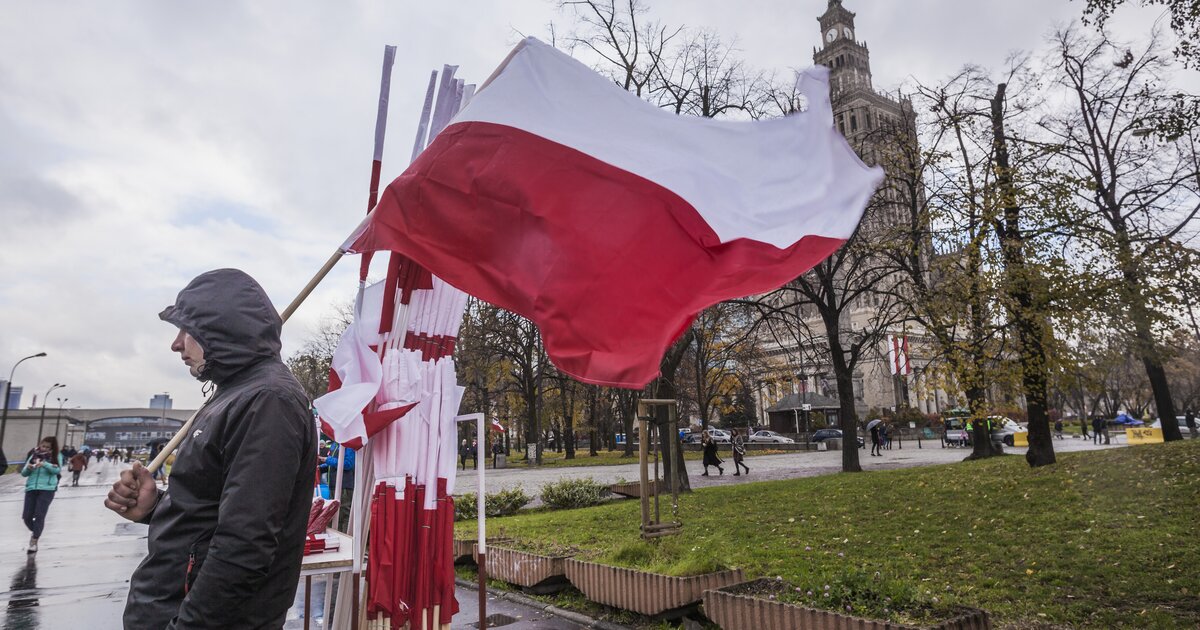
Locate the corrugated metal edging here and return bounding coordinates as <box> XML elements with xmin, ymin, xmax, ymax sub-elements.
<box><xmin>701</xmin><ymin>579</ymin><xmax>992</xmax><ymax>630</ymax></box>
<box><xmin>477</xmin><ymin>545</ymin><xmax>568</xmax><ymax>588</ymax></box>
<box><xmin>452</xmin><ymin>537</ymin><xmax>511</xmax><ymax>564</ymax></box>
<box><xmin>564</xmin><ymin>558</ymin><xmax>744</xmax><ymax>616</ymax></box>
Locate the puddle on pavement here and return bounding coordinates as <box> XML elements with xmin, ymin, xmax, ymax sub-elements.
<box><xmin>473</xmin><ymin>613</ymin><xmax>519</xmax><ymax>628</ymax></box>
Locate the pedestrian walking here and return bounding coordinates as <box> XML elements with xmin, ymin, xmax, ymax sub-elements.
<box><xmin>468</xmin><ymin>439</ymin><xmax>479</xmax><ymax>469</ymax></box>
<box><xmin>492</xmin><ymin>440</ymin><xmax>503</xmax><ymax>468</ymax></box>
<box><xmin>870</xmin><ymin>422</ymin><xmax>883</xmax><ymax>456</ymax></box>
<box><xmin>730</xmin><ymin>429</ymin><xmax>749</xmax><ymax>476</ymax></box>
<box><xmin>1092</xmin><ymin>417</ymin><xmax>1105</xmax><ymax>445</ymax></box>
<box><xmin>21</xmin><ymin>436</ymin><xmax>63</xmax><ymax>553</ymax></box>
<box><xmin>1080</xmin><ymin>417</ymin><xmax>1090</xmax><ymax>440</ymax></box>
<box><xmin>459</xmin><ymin>439</ymin><xmax>469</xmax><ymax>470</ymax></box>
<box><xmin>1054</xmin><ymin>419</ymin><xmax>1064</xmax><ymax>440</ymax></box>
<box><xmin>700</xmin><ymin>432</ymin><xmax>723</xmax><ymax>476</ymax></box>
<box><xmin>321</xmin><ymin>444</ymin><xmax>356</xmax><ymax>530</ymax></box>
<box><xmin>68</xmin><ymin>449</ymin><xmax>88</xmax><ymax>486</ymax></box>
<box><xmin>104</xmin><ymin>268</ymin><xmax>316</xmax><ymax>629</ymax></box>
<box><xmin>1185</xmin><ymin>409</ymin><xmax>1196</xmax><ymax>439</ymax></box>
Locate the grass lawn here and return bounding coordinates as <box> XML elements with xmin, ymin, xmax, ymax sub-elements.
<box><xmin>514</xmin><ymin>447</ymin><xmax>786</xmax><ymax>469</ymax></box>
<box><xmin>461</xmin><ymin>440</ymin><xmax>1200</xmax><ymax>628</ymax></box>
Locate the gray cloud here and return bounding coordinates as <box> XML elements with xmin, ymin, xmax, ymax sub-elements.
<box><xmin>0</xmin><ymin>0</ymin><xmax>1191</xmax><ymax>410</ymax></box>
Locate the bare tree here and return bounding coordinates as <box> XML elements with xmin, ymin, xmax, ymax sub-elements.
<box><xmin>556</xmin><ymin>0</ymin><xmax>679</xmax><ymax>97</ymax></box>
<box><xmin>1041</xmin><ymin>27</ymin><xmax>1200</xmax><ymax>440</ymax></box>
<box><xmin>285</xmin><ymin>302</ymin><xmax>353</xmax><ymax>402</ymax></box>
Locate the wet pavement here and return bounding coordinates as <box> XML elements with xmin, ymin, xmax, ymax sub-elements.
<box><xmin>0</xmin><ymin>458</ymin><xmax>584</xmax><ymax>629</ymax></box>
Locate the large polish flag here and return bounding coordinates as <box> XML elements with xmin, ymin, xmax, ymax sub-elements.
<box><xmin>346</xmin><ymin>37</ymin><xmax>883</xmax><ymax>389</ymax></box>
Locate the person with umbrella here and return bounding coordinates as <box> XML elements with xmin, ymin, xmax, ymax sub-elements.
<box><xmin>867</xmin><ymin>419</ymin><xmax>884</xmax><ymax>457</ymax></box>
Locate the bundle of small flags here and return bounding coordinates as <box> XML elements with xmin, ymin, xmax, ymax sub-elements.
<box><xmin>302</xmin><ymin>498</ymin><xmax>342</xmax><ymax>556</ymax></box>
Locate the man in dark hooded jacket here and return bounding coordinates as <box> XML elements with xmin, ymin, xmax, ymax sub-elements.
<box><xmin>105</xmin><ymin>269</ymin><xmax>316</xmax><ymax>629</ymax></box>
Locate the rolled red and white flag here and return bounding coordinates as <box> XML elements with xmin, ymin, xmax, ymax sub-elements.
<box><xmin>345</xmin><ymin>37</ymin><xmax>883</xmax><ymax>389</ymax></box>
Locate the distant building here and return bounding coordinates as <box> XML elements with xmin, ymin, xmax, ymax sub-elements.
<box><xmin>0</xmin><ymin>407</ymin><xmax>196</xmax><ymax>461</ymax></box>
<box><xmin>0</xmin><ymin>381</ymin><xmax>23</xmax><ymax>410</ymax></box>
<box><xmin>752</xmin><ymin>1</ymin><xmax>950</xmax><ymax>425</ymax></box>
<box><xmin>149</xmin><ymin>393</ymin><xmax>173</xmax><ymax>410</ymax></box>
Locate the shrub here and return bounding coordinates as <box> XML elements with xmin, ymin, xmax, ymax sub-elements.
<box><xmin>453</xmin><ymin>486</ymin><xmax>533</xmax><ymax>521</ymax></box>
<box><xmin>540</xmin><ymin>477</ymin><xmax>611</xmax><ymax>510</ymax></box>
<box><xmin>486</xmin><ymin>487</ymin><xmax>532</xmax><ymax>516</ymax></box>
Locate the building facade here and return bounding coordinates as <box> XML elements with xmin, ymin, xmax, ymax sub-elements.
<box><xmin>752</xmin><ymin>1</ymin><xmax>951</xmax><ymax>426</ymax></box>
<box><xmin>0</xmin><ymin>407</ymin><xmax>196</xmax><ymax>463</ymax></box>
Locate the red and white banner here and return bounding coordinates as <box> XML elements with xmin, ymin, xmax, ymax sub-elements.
<box><xmin>345</xmin><ymin>37</ymin><xmax>883</xmax><ymax>389</ymax></box>
<box><xmin>887</xmin><ymin>334</ymin><xmax>912</xmax><ymax>376</ymax></box>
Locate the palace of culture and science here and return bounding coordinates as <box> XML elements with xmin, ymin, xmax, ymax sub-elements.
<box><xmin>752</xmin><ymin>0</ymin><xmax>950</xmax><ymax>431</ymax></box>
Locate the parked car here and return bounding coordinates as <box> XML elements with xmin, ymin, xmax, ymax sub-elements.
<box><xmin>943</xmin><ymin>418</ymin><xmax>970</xmax><ymax>447</ymax></box>
<box><xmin>811</xmin><ymin>428</ymin><xmax>865</xmax><ymax>448</ymax></box>
<box><xmin>682</xmin><ymin>428</ymin><xmax>731</xmax><ymax>444</ymax></box>
<box><xmin>1150</xmin><ymin>416</ymin><xmax>1190</xmax><ymax>432</ymax></box>
<box><xmin>707</xmin><ymin>428</ymin><xmax>732</xmax><ymax>443</ymax></box>
<box><xmin>749</xmin><ymin>430</ymin><xmax>795</xmax><ymax>444</ymax></box>
<box><xmin>944</xmin><ymin>416</ymin><xmax>1027</xmax><ymax>447</ymax></box>
<box><xmin>989</xmin><ymin>417</ymin><xmax>1028</xmax><ymax>447</ymax></box>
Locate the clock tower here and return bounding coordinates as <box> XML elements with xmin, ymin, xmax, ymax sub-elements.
<box><xmin>813</xmin><ymin>0</ymin><xmax>873</xmax><ymax>94</ymax></box>
<box><xmin>749</xmin><ymin>0</ymin><xmax>941</xmax><ymax>425</ymax></box>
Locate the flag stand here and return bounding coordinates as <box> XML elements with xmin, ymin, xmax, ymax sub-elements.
<box><xmin>636</xmin><ymin>399</ymin><xmax>682</xmax><ymax>540</ymax></box>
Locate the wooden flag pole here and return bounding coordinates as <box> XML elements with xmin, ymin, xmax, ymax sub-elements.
<box><xmin>146</xmin><ymin>247</ymin><xmax>348</xmax><ymax>474</ymax></box>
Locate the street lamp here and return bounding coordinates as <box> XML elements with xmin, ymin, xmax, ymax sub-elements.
<box><xmin>53</xmin><ymin>397</ymin><xmax>69</xmax><ymax>445</ymax></box>
<box><xmin>36</xmin><ymin>383</ymin><xmax>65</xmax><ymax>443</ymax></box>
<box><xmin>0</xmin><ymin>352</ymin><xmax>47</xmax><ymax>452</ymax></box>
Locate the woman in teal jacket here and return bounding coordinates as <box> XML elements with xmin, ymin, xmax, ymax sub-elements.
<box><xmin>21</xmin><ymin>436</ymin><xmax>62</xmax><ymax>553</ymax></box>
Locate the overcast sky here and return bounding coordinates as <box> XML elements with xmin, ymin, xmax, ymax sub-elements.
<box><xmin>0</xmin><ymin>1</ymin><xmax>1191</xmax><ymax>411</ymax></box>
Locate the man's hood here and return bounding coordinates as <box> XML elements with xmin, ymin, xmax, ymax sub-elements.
<box><xmin>159</xmin><ymin>269</ymin><xmax>282</xmax><ymax>384</ymax></box>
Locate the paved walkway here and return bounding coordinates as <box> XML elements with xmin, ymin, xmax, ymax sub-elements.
<box><xmin>0</xmin><ymin>458</ymin><xmax>584</xmax><ymax>629</ymax></box>
<box><xmin>455</xmin><ymin>434</ymin><xmax>1127</xmax><ymax>496</ymax></box>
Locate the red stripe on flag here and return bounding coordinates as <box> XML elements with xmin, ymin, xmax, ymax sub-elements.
<box><xmin>353</xmin><ymin>121</ymin><xmax>848</xmax><ymax>388</ymax></box>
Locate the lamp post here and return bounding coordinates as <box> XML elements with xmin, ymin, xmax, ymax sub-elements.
<box><xmin>0</xmin><ymin>352</ymin><xmax>47</xmax><ymax>452</ymax></box>
<box><xmin>36</xmin><ymin>383</ymin><xmax>65</xmax><ymax>443</ymax></box>
<box><xmin>53</xmin><ymin>397</ymin><xmax>68</xmax><ymax>445</ymax></box>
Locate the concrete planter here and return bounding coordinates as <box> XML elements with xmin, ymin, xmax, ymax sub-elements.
<box><xmin>452</xmin><ymin>537</ymin><xmax>511</xmax><ymax>564</ymax></box>
<box><xmin>479</xmin><ymin>544</ymin><xmax>570</xmax><ymax>594</ymax></box>
<box><xmin>702</xmin><ymin>579</ymin><xmax>991</xmax><ymax>630</ymax></box>
<box><xmin>565</xmin><ymin>558</ymin><xmax>744</xmax><ymax>618</ymax></box>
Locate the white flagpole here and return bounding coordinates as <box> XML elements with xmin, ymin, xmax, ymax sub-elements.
<box><xmin>455</xmin><ymin>413</ymin><xmax>486</xmax><ymax>629</ymax></box>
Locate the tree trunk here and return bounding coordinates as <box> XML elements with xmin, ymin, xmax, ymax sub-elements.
<box><xmin>587</xmin><ymin>387</ymin><xmax>599</xmax><ymax>456</ymax></box>
<box><xmin>1118</xmin><ymin>249</ymin><xmax>1183</xmax><ymax>441</ymax></box>
<box><xmin>523</xmin><ymin>374</ymin><xmax>542</xmax><ymax>464</ymax></box>
<box><xmin>621</xmin><ymin>396</ymin><xmax>635</xmax><ymax>457</ymax></box>
<box><xmin>990</xmin><ymin>83</ymin><xmax>1055</xmax><ymax>467</ymax></box>
<box><xmin>650</xmin><ymin>331</ymin><xmax>695</xmax><ymax>493</ymax></box>
<box><xmin>822</xmin><ymin>311</ymin><xmax>862</xmax><ymax>473</ymax></box>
